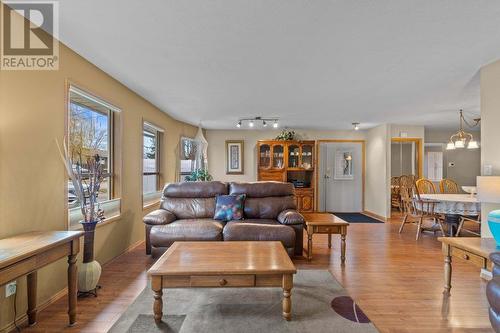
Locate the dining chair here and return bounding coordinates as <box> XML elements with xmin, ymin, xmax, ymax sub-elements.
<box><xmin>456</xmin><ymin>215</ymin><xmax>481</xmax><ymax>236</ymax></box>
<box><xmin>391</xmin><ymin>176</ymin><xmax>401</xmax><ymax>211</ymax></box>
<box><xmin>440</xmin><ymin>179</ymin><xmax>459</xmax><ymax>194</ymax></box>
<box><xmin>416</xmin><ymin>178</ymin><xmax>437</xmax><ymax>194</ymax></box>
<box><xmin>399</xmin><ymin>181</ymin><xmax>445</xmax><ymax>240</ymax></box>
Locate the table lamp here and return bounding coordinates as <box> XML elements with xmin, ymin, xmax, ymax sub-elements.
<box><xmin>477</xmin><ymin>176</ymin><xmax>500</xmax><ymax>244</ymax></box>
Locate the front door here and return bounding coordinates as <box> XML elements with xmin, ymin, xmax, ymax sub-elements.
<box><xmin>318</xmin><ymin>142</ymin><xmax>363</xmax><ymax>212</ymax></box>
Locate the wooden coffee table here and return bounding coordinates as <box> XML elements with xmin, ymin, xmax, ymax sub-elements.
<box><xmin>147</xmin><ymin>241</ymin><xmax>297</xmax><ymax>322</ymax></box>
<box><xmin>302</xmin><ymin>213</ymin><xmax>349</xmax><ymax>262</ymax></box>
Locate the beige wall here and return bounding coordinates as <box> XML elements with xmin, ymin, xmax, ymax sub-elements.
<box><xmin>206</xmin><ymin>129</ymin><xmax>366</xmax><ymax>183</ymax></box>
<box><xmin>206</xmin><ymin>125</ymin><xmax>405</xmax><ymax>219</ymax></box>
<box><xmin>424</xmin><ymin>128</ymin><xmax>481</xmax><ymax>188</ymax></box>
<box><xmin>0</xmin><ymin>10</ymin><xmax>196</xmax><ymax>330</ymax></box>
<box><xmin>480</xmin><ymin>59</ymin><xmax>500</xmax><ymax>238</ymax></box>
<box><xmin>365</xmin><ymin>124</ymin><xmax>391</xmax><ymax>218</ymax></box>
<box><xmin>390</xmin><ymin>124</ymin><xmax>425</xmax><ymax>139</ymax></box>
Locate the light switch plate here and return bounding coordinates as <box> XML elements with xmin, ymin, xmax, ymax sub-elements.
<box><xmin>5</xmin><ymin>281</ymin><xmax>16</xmax><ymax>297</ymax></box>
<box><xmin>484</xmin><ymin>164</ymin><xmax>493</xmax><ymax>176</ymax></box>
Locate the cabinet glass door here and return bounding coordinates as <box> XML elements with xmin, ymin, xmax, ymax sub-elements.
<box><xmin>301</xmin><ymin>144</ymin><xmax>314</xmax><ymax>169</ymax></box>
<box><xmin>272</xmin><ymin>144</ymin><xmax>284</xmax><ymax>168</ymax></box>
<box><xmin>259</xmin><ymin>144</ymin><xmax>271</xmax><ymax>169</ymax></box>
<box><xmin>288</xmin><ymin>144</ymin><xmax>300</xmax><ymax>168</ymax></box>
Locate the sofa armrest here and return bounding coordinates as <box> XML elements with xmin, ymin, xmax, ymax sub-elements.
<box><xmin>491</xmin><ymin>253</ymin><xmax>500</xmax><ymax>277</ymax></box>
<box><xmin>143</xmin><ymin>209</ymin><xmax>176</xmax><ymax>226</ymax></box>
<box><xmin>278</xmin><ymin>209</ymin><xmax>304</xmax><ymax>225</ymax></box>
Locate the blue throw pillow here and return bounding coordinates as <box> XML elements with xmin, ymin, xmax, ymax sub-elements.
<box><xmin>214</xmin><ymin>194</ymin><xmax>246</xmax><ymax>222</ymax></box>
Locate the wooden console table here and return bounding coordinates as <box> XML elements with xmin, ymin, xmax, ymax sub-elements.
<box><xmin>438</xmin><ymin>237</ymin><xmax>497</xmax><ymax>295</ymax></box>
<box><xmin>0</xmin><ymin>231</ymin><xmax>84</xmax><ymax>326</ymax></box>
<box><xmin>302</xmin><ymin>213</ymin><xmax>349</xmax><ymax>262</ymax></box>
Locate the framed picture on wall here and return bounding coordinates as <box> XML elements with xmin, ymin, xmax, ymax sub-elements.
<box><xmin>226</xmin><ymin>140</ymin><xmax>244</xmax><ymax>174</ymax></box>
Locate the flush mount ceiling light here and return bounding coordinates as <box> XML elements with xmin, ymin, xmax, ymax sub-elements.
<box><xmin>352</xmin><ymin>122</ymin><xmax>360</xmax><ymax>131</ymax></box>
<box><xmin>236</xmin><ymin>117</ymin><xmax>279</xmax><ymax>128</ymax></box>
<box><xmin>446</xmin><ymin>110</ymin><xmax>480</xmax><ymax>150</ymax></box>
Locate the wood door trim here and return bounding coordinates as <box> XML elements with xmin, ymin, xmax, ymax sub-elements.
<box><xmin>315</xmin><ymin>140</ymin><xmax>366</xmax><ymax>212</ymax></box>
<box><xmin>390</xmin><ymin>137</ymin><xmax>423</xmax><ymax>178</ymax></box>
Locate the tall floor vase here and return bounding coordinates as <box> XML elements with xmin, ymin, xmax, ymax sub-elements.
<box><xmin>78</xmin><ymin>221</ymin><xmax>102</xmax><ymax>297</ymax></box>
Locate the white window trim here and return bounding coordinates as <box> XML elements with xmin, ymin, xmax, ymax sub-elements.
<box><xmin>67</xmin><ymin>84</ymin><xmax>122</xmax><ymax>229</ymax></box>
<box><xmin>142</xmin><ymin>121</ymin><xmax>163</xmax><ymax>207</ymax></box>
<box><xmin>69</xmin><ymin>85</ymin><xmax>121</xmax><ymax>113</ymax></box>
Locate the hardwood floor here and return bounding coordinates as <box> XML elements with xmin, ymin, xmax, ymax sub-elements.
<box><xmin>20</xmin><ymin>215</ymin><xmax>492</xmax><ymax>333</ymax></box>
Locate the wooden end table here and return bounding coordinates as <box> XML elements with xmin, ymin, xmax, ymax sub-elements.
<box><xmin>438</xmin><ymin>237</ymin><xmax>497</xmax><ymax>294</ymax></box>
<box><xmin>0</xmin><ymin>231</ymin><xmax>84</xmax><ymax>327</ymax></box>
<box><xmin>147</xmin><ymin>241</ymin><xmax>297</xmax><ymax>322</ymax></box>
<box><xmin>302</xmin><ymin>213</ymin><xmax>349</xmax><ymax>262</ymax></box>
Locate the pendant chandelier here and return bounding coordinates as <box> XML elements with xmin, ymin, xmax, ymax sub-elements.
<box><xmin>446</xmin><ymin>110</ymin><xmax>480</xmax><ymax>150</ymax></box>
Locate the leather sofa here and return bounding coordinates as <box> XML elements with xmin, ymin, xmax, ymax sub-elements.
<box><xmin>488</xmin><ymin>253</ymin><xmax>500</xmax><ymax>332</ymax></box>
<box><xmin>143</xmin><ymin>181</ymin><xmax>304</xmax><ymax>257</ymax></box>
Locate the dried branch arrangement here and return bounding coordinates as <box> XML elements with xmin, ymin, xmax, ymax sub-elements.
<box><xmin>56</xmin><ymin>139</ymin><xmax>105</xmax><ymax>223</ymax></box>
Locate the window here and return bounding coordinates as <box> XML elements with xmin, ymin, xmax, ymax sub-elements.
<box><xmin>143</xmin><ymin>122</ymin><xmax>163</xmax><ymax>206</ymax></box>
<box><xmin>426</xmin><ymin>151</ymin><xmax>443</xmax><ymax>181</ymax></box>
<box><xmin>179</xmin><ymin>137</ymin><xmax>200</xmax><ymax>181</ymax></box>
<box><xmin>67</xmin><ymin>85</ymin><xmax>120</xmax><ymax>227</ymax></box>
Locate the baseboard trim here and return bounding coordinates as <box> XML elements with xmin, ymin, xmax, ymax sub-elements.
<box><xmin>107</xmin><ymin>239</ymin><xmax>143</xmax><ymax>264</ymax></box>
<box><xmin>363</xmin><ymin>210</ymin><xmax>388</xmax><ymax>222</ymax></box>
<box><xmin>0</xmin><ymin>287</ymin><xmax>68</xmax><ymax>333</ymax></box>
<box><xmin>0</xmin><ymin>239</ymin><xmax>144</xmax><ymax>333</ymax></box>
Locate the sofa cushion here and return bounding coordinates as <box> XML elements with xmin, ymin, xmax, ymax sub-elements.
<box><xmin>223</xmin><ymin>220</ymin><xmax>295</xmax><ymax>249</ymax></box>
<box><xmin>162</xmin><ymin>181</ymin><xmax>228</xmax><ymax>198</ymax></box>
<box><xmin>161</xmin><ymin>198</ymin><xmax>217</xmax><ymax>219</ymax></box>
<box><xmin>214</xmin><ymin>194</ymin><xmax>245</xmax><ymax>221</ymax></box>
<box><xmin>243</xmin><ymin>197</ymin><xmax>296</xmax><ymax>219</ymax></box>
<box><xmin>150</xmin><ymin>219</ymin><xmax>223</xmax><ymax>247</ymax></box>
<box><xmin>229</xmin><ymin>182</ymin><xmax>294</xmax><ymax>197</ymax></box>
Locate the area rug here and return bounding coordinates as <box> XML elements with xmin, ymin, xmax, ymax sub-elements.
<box><xmin>331</xmin><ymin>213</ymin><xmax>383</xmax><ymax>224</ymax></box>
<box><xmin>109</xmin><ymin>270</ymin><xmax>378</xmax><ymax>333</ymax></box>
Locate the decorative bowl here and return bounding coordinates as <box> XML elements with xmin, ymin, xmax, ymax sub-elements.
<box><xmin>462</xmin><ymin>186</ymin><xmax>477</xmax><ymax>195</ymax></box>
<box><xmin>488</xmin><ymin>210</ymin><xmax>500</xmax><ymax>246</ymax></box>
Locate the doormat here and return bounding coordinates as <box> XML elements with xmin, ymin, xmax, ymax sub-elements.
<box><xmin>331</xmin><ymin>213</ymin><xmax>384</xmax><ymax>223</ymax></box>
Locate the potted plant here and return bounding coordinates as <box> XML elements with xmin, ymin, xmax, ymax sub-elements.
<box><xmin>57</xmin><ymin>140</ymin><xmax>104</xmax><ymax>297</ymax></box>
<box><xmin>275</xmin><ymin>129</ymin><xmax>296</xmax><ymax>141</ymax></box>
<box><xmin>185</xmin><ymin>169</ymin><xmax>213</xmax><ymax>181</ymax></box>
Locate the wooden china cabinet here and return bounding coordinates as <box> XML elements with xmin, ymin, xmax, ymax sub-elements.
<box><xmin>257</xmin><ymin>140</ymin><xmax>315</xmax><ymax>212</ymax></box>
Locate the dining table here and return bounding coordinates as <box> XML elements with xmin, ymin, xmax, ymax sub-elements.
<box><xmin>418</xmin><ymin>193</ymin><xmax>480</xmax><ymax>236</ymax></box>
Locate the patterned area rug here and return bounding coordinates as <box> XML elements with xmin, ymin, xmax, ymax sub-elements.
<box><xmin>109</xmin><ymin>270</ymin><xmax>378</xmax><ymax>333</ymax></box>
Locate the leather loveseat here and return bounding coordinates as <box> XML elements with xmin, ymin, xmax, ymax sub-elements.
<box><xmin>488</xmin><ymin>253</ymin><xmax>500</xmax><ymax>332</ymax></box>
<box><xmin>143</xmin><ymin>181</ymin><xmax>304</xmax><ymax>257</ymax></box>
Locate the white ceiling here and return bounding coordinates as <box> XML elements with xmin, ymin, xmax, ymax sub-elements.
<box><xmin>57</xmin><ymin>0</ymin><xmax>500</xmax><ymax>130</ymax></box>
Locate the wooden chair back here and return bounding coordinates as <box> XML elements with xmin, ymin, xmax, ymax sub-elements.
<box><xmin>416</xmin><ymin>178</ymin><xmax>436</xmax><ymax>194</ymax></box>
<box><xmin>399</xmin><ymin>181</ymin><xmax>414</xmax><ymax>215</ymax></box>
<box><xmin>440</xmin><ymin>179</ymin><xmax>459</xmax><ymax>194</ymax></box>
<box><xmin>391</xmin><ymin>176</ymin><xmax>402</xmax><ymax>210</ymax></box>
<box><xmin>399</xmin><ymin>175</ymin><xmax>417</xmax><ymax>214</ymax></box>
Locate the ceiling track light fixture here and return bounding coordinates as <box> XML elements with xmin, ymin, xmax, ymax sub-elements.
<box><xmin>352</xmin><ymin>122</ymin><xmax>360</xmax><ymax>131</ymax></box>
<box><xmin>446</xmin><ymin>110</ymin><xmax>480</xmax><ymax>150</ymax></box>
<box><xmin>236</xmin><ymin>116</ymin><xmax>279</xmax><ymax>128</ymax></box>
